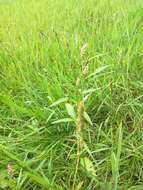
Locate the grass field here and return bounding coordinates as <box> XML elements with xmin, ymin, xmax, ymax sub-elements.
<box><xmin>0</xmin><ymin>0</ymin><xmax>143</xmax><ymax>189</ymax></box>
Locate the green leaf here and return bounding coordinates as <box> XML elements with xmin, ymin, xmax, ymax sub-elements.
<box><xmin>83</xmin><ymin>88</ymin><xmax>99</xmax><ymax>94</ymax></box>
<box><xmin>65</xmin><ymin>103</ymin><xmax>76</xmax><ymax>120</ymax></box>
<box><xmin>0</xmin><ymin>179</ymin><xmax>9</xmax><ymax>189</ymax></box>
<box><xmin>128</xmin><ymin>185</ymin><xmax>143</xmax><ymax>190</ymax></box>
<box><xmin>49</xmin><ymin>97</ymin><xmax>68</xmax><ymax>108</ymax></box>
<box><xmin>117</xmin><ymin>123</ymin><xmax>122</xmax><ymax>163</ymax></box>
<box><xmin>111</xmin><ymin>152</ymin><xmax>118</xmax><ymax>190</ymax></box>
<box><xmin>87</xmin><ymin>65</ymin><xmax>109</xmax><ymax>78</ymax></box>
<box><xmin>76</xmin><ymin>181</ymin><xmax>84</xmax><ymax>190</ymax></box>
<box><xmin>27</xmin><ymin>173</ymin><xmax>49</xmax><ymax>188</ymax></box>
<box><xmin>84</xmin><ymin>111</ymin><xmax>93</xmax><ymax>126</ymax></box>
<box><xmin>0</xmin><ymin>146</ymin><xmax>33</xmax><ymax>172</ymax></box>
<box><xmin>100</xmin><ymin>182</ymin><xmax>112</xmax><ymax>190</ymax></box>
<box><xmin>46</xmin><ymin>111</ymin><xmax>55</xmax><ymax>123</ymax></box>
<box><xmin>80</xmin><ymin>157</ymin><xmax>96</xmax><ymax>177</ymax></box>
<box><xmin>52</xmin><ymin>118</ymin><xmax>73</xmax><ymax>124</ymax></box>
<box><xmin>111</xmin><ymin>152</ymin><xmax>118</xmax><ymax>177</ymax></box>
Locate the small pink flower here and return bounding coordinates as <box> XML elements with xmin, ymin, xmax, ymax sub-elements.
<box><xmin>7</xmin><ymin>163</ymin><xmax>14</xmax><ymax>177</ymax></box>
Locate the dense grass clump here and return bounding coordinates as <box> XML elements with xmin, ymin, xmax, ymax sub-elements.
<box><xmin>0</xmin><ymin>0</ymin><xmax>143</xmax><ymax>189</ymax></box>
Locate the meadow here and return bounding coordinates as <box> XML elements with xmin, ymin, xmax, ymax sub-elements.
<box><xmin>0</xmin><ymin>0</ymin><xmax>143</xmax><ymax>189</ymax></box>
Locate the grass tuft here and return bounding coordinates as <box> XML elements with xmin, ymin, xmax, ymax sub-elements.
<box><xmin>0</xmin><ymin>0</ymin><xmax>143</xmax><ymax>189</ymax></box>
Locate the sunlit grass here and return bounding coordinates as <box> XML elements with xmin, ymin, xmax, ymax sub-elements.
<box><xmin>0</xmin><ymin>0</ymin><xmax>143</xmax><ymax>189</ymax></box>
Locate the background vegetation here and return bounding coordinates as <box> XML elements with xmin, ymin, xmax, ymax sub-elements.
<box><xmin>0</xmin><ymin>0</ymin><xmax>143</xmax><ymax>189</ymax></box>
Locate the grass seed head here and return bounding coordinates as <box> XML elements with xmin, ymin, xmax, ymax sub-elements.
<box><xmin>77</xmin><ymin>101</ymin><xmax>84</xmax><ymax>133</ymax></box>
<box><xmin>82</xmin><ymin>64</ymin><xmax>89</xmax><ymax>76</ymax></box>
<box><xmin>80</xmin><ymin>43</ymin><xmax>88</xmax><ymax>58</ymax></box>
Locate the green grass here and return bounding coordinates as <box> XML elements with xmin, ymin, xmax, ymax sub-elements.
<box><xmin>0</xmin><ymin>0</ymin><xmax>143</xmax><ymax>189</ymax></box>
